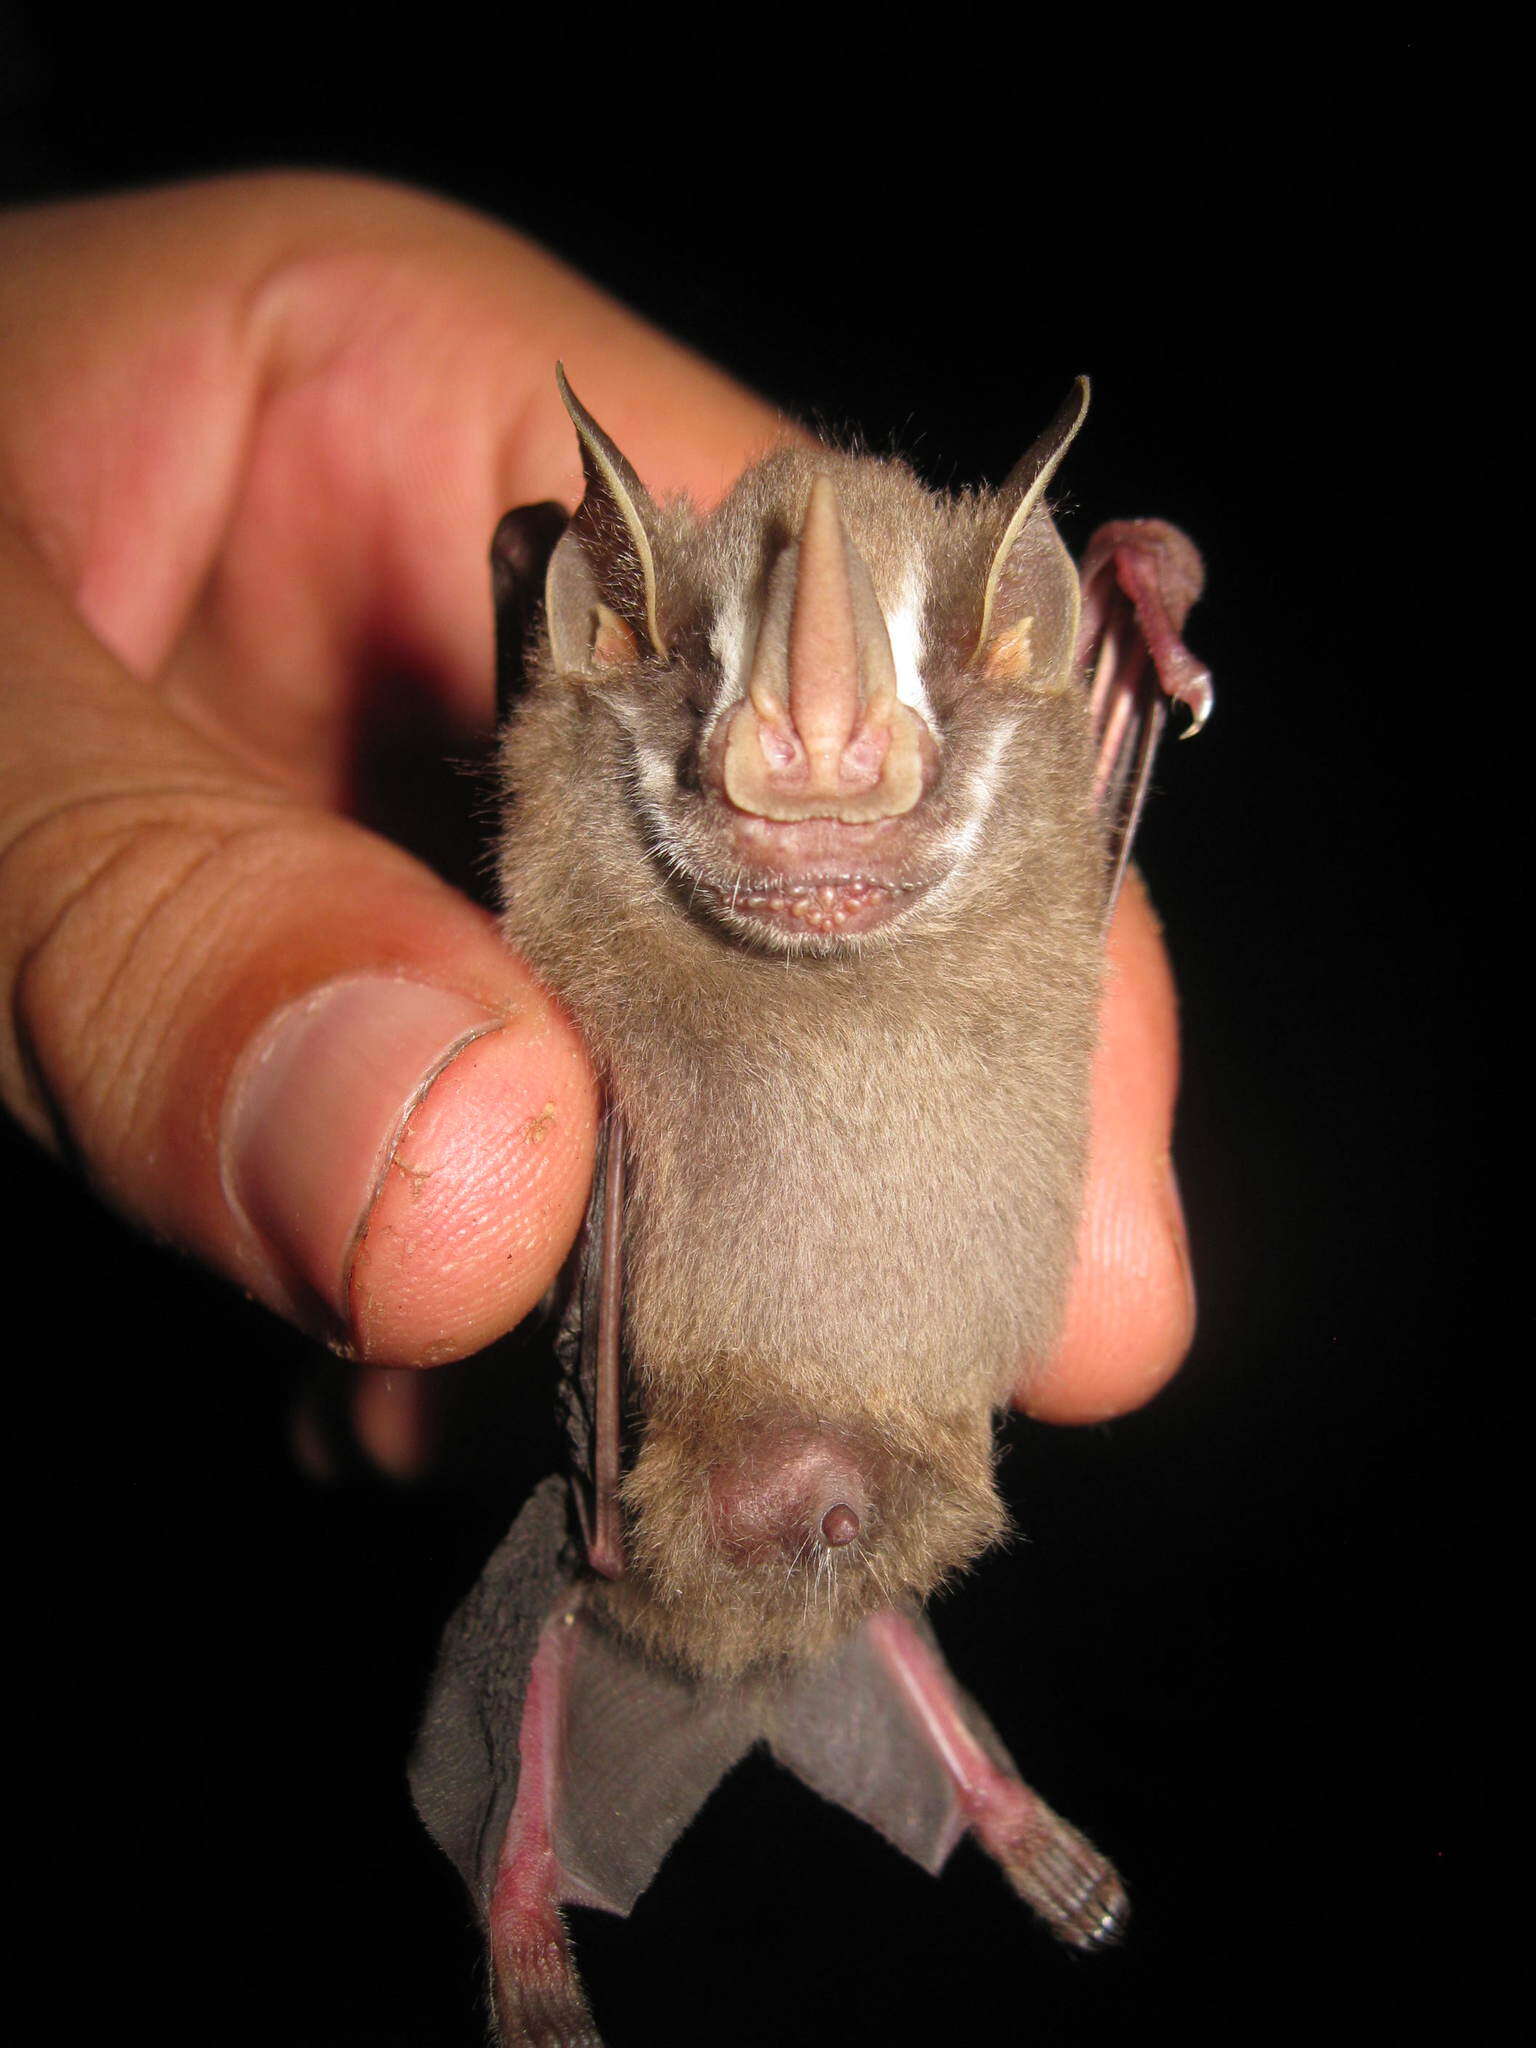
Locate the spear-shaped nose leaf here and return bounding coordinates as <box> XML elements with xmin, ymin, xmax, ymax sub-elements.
<box><xmin>724</xmin><ymin>475</ymin><xmax>926</xmax><ymax>822</ymax></box>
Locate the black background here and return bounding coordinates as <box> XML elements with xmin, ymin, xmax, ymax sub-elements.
<box><xmin>3</xmin><ymin>17</ymin><xmax>1470</xmax><ymax>2045</ymax></box>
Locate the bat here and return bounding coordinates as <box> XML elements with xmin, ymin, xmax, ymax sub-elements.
<box><xmin>411</xmin><ymin>368</ymin><xmax>1211</xmax><ymax>2045</ymax></box>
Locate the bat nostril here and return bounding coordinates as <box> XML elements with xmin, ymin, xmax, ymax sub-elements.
<box><xmin>820</xmin><ymin>1503</ymin><xmax>860</xmax><ymax>1547</ymax></box>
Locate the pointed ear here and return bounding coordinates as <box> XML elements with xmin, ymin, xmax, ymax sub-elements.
<box><xmin>545</xmin><ymin>365</ymin><xmax>667</xmax><ymax>674</ymax></box>
<box><xmin>973</xmin><ymin>378</ymin><xmax>1090</xmax><ymax>690</ymax></box>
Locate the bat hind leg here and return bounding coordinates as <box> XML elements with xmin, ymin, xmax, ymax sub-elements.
<box><xmin>864</xmin><ymin>1608</ymin><xmax>1128</xmax><ymax>1950</ymax></box>
<box><xmin>484</xmin><ymin>1609</ymin><xmax>604</xmax><ymax>2046</ymax></box>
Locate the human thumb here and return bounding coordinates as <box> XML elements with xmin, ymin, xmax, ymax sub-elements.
<box><xmin>1</xmin><ymin>523</ymin><xmax>597</xmax><ymax>1367</ymax></box>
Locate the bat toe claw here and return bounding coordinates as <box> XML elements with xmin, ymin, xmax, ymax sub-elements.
<box><xmin>1055</xmin><ymin>1861</ymin><xmax>1130</xmax><ymax>1951</ymax></box>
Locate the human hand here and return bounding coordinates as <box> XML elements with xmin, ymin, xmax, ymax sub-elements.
<box><xmin>0</xmin><ymin>172</ymin><xmax>1193</xmax><ymax>1447</ymax></box>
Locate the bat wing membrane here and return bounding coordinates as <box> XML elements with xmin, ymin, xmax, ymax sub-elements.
<box><xmin>556</xmin><ymin>1615</ymin><xmax>762</xmax><ymax>1914</ymax></box>
<box><xmin>768</xmin><ymin>1617</ymin><xmax>967</xmax><ymax>1875</ymax></box>
<box><xmin>409</xmin><ymin>1475</ymin><xmax>578</xmax><ymax>1903</ymax></box>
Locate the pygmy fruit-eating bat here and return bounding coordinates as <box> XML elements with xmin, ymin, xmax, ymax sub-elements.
<box><xmin>410</xmin><ymin>369</ymin><xmax>1211</xmax><ymax>2045</ymax></box>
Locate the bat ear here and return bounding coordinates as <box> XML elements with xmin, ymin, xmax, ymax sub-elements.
<box><xmin>972</xmin><ymin>377</ymin><xmax>1090</xmax><ymax>692</ymax></box>
<box><xmin>546</xmin><ymin>364</ymin><xmax>667</xmax><ymax>675</ymax></box>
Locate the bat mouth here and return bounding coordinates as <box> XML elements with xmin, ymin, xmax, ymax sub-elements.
<box><xmin>698</xmin><ymin>870</ymin><xmax>928</xmax><ymax>940</ymax></box>
<box><xmin>679</xmin><ymin>807</ymin><xmax>943</xmax><ymax>946</ymax></box>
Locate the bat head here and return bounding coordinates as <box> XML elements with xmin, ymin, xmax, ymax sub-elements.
<box><xmin>511</xmin><ymin>368</ymin><xmax>1092</xmax><ymax>961</ymax></box>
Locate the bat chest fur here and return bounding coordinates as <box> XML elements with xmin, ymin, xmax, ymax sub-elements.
<box><xmin>603</xmin><ymin>929</ymin><xmax>1095</xmax><ymax>1387</ymax></box>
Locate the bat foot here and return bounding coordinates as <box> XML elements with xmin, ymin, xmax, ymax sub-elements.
<box><xmin>490</xmin><ymin>1892</ymin><xmax>604</xmax><ymax>2048</ymax></box>
<box><xmin>858</xmin><ymin>1608</ymin><xmax>1129</xmax><ymax>1951</ymax></box>
<box><xmin>984</xmin><ymin>1808</ymin><xmax>1129</xmax><ymax>1950</ymax></box>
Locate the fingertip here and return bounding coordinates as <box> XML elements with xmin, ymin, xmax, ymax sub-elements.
<box><xmin>1019</xmin><ymin>872</ymin><xmax>1195</xmax><ymax>1424</ymax></box>
<box><xmin>343</xmin><ymin>1001</ymin><xmax>599</xmax><ymax>1367</ymax></box>
<box><xmin>197</xmin><ymin>832</ymin><xmax>600</xmax><ymax>1367</ymax></box>
<box><xmin>225</xmin><ymin>976</ymin><xmax>507</xmax><ymax>1334</ymax></box>
<box><xmin>1023</xmin><ymin>1151</ymin><xmax>1195</xmax><ymax>1423</ymax></box>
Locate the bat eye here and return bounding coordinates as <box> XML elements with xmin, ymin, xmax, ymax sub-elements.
<box><xmin>820</xmin><ymin>1503</ymin><xmax>861</xmax><ymax>1547</ymax></box>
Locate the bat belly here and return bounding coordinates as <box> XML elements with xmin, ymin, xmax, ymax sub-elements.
<box><xmin>594</xmin><ymin>1035</ymin><xmax>1082</xmax><ymax>1682</ymax></box>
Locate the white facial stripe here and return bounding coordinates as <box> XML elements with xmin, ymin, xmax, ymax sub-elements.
<box><xmin>926</xmin><ymin>721</ymin><xmax>1015</xmax><ymax>905</ymax></box>
<box><xmin>633</xmin><ymin>734</ymin><xmax>678</xmax><ymax>811</ymax></box>
<box><xmin>630</xmin><ymin>736</ymin><xmax>697</xmax><ymax>880</ymax></box>
<box><xmin>708</xmin><ymin>589</ymin><xmax>750</xmax><ymax>721</ymax></box>
<box><xmin>885</xmin><ymin>567</ymin><xmax>934</xmax><ymax>723</ymax></box>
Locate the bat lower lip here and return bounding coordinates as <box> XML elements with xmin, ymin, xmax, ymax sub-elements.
<box><xmin>710</xmin><ymin>874</ymin><xmax>926</xmax><ymax>938</ymax></box>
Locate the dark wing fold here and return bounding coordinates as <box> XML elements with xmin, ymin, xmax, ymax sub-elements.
<box><xmin>555</xmin><ymin>1613</ymin><xmax>763</xmax><ymax>1915</ymax></box>
<box><xmin>767</xmin><ymin>1612</ymin><xmax>966</xmax><ymax>1875</ymax></box>
<box><xmin>491</xmin><ymin>502</ymin><xmax>569</xmax><ymax>723</ymax></box>
<box><xmin>409</xmin><ymin>1475</ymin><xmax>578</xmax><ymax>1903</ymax></box>
<box><xmin>555</xmin><ymin>1111</ymin><xmax>627</xmax><ymax>1580</ymax></box>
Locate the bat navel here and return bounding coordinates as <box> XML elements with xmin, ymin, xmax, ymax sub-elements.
<box><xmin>820</xmin><ymin>1503</ymin><xmax>860</xmax><ymax>1547</ymax></box>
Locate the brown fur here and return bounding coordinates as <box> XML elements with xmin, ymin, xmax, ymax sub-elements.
<box><xmin>606</xmin><ymin>1397</ymin><xmax>1006</xmax><ymax>1681</ymax></box>
<box><xmin>498</xmin><ymin>437</ymin><xmax>1105</xmax><ymax>1681</ymax></box>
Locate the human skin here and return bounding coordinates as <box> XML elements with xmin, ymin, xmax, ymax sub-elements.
<box><xmin>0</xmin><ymin>173</ymin><xmax>1194</xmax><ymax>1461</ymax></box>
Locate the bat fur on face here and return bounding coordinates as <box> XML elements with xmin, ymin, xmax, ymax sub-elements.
<box><xmin>497</xmin><ymin>377</ymin><xmax>1106</xmax><ymax>1682</ymax></box>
